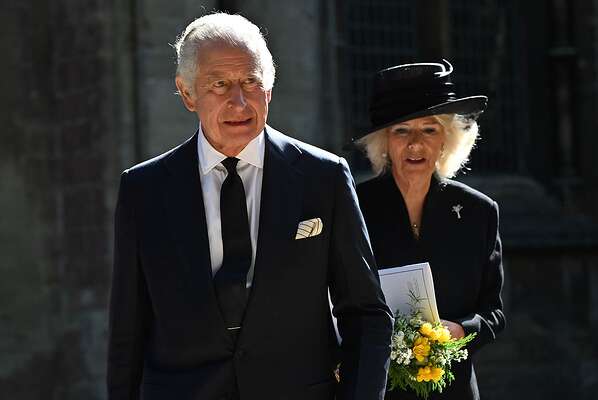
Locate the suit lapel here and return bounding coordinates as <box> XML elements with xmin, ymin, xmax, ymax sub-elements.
<box><xmin>244</xmin><ymin>127</ymin><xmax>303</xmax><ymax>317</ymax></box>
<box><xmin>162</xmin><ymin>132</ymin><xmax>216</xmax><ymax>302</ymax></box>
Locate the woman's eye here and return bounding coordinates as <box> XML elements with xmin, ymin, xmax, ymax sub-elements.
<box><xmin>392</xmin><ymin>127</ymin><xmax>409</xmax><ymax>135</ymax></box>
<box><xmin>423</xmin><ymin>127</ymin><xmax>438</xmax><ymax>134</ymax></box>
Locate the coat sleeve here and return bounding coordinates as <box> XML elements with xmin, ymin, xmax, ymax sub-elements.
<box><xmin>456</xmin><ymin>200</ymin><xmax>506</xmax><ymax>353</ymax></box>
<box><xmin>107</xmin><ymin>171</ymin><xmax>152</xmax><ymax>399</ymax></box>
<box><xmin>328</xmin><ymin>158</ymin><xmax>393</xmax><ymax>400</ymax></box>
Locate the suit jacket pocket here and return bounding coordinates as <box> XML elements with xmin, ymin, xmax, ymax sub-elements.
<box><xmin>292</xmin><ymin>233</ymin><xmax>326</xmax><ymax>253</ymax></box>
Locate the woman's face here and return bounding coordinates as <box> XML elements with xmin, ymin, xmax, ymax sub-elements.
<box><xmin>386</xmin><ymin>116</ymin><xmax>446</xmax><ymax>183</ymax></box>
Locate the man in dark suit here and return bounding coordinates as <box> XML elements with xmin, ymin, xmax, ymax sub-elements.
<box><xmin>107</xmin><ymin>13</ymin><xmax>392</xmax><ymax>400</ymax></box>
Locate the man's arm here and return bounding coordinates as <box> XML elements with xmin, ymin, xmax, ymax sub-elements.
<box><xmin>328</xmin><ymin>158</ymin><xmax>393</xmax><ymax>400</ymax></box>
<box><xmin>107</xmin><ymin>171</ymin><xmax>152</xmax><ymax>400</ymax></box>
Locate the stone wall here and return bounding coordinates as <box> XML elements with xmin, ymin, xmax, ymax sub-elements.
<box><xmin>475</xmin><ymin>253</ymin><xmax>598</xmax><ymax>399</ymax></box>
<box><xmin>0</xmin><ymin>1</ymin><xmax>596</xmax><ymax>399</ymax></box>
<box><xmin>0</xmin><ymin>1</ymin><xmax>116</xmax><ymax>398</ymax></box>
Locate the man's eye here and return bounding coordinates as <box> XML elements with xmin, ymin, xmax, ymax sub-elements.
<box><xmin>213</xmin><ymin>80</ymin><xmax>227</xmax><ymax>88</ymax></box>
<box><xmin>243</xmin><ymin>77</ymin><xmax>260</xmax><ymax>88</ymax></box>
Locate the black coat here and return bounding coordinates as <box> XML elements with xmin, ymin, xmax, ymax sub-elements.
<box><xmin>107</xmin><ymin>126</ymin><xmax>393</xmax><ymax>400</ymax></box>
<box><xmin>357</xmin><ymin>173</ymin><xmax>505</xmax><ymax>400</ymax></box>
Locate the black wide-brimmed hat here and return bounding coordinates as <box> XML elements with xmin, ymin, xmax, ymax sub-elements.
<box><xmin>354</xmin><ymin>60</ymin><xmax>487</xmax><ymax>141</ymax></box>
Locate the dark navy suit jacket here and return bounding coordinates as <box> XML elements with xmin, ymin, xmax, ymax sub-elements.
<box><xmin>107</xmin><ymin>126</ymin><xmax>393</xmax><ymax>400</ymax></box>
<box><xmin>357</xmin><ymin>173</ymin><xmax>505</xmax><ymax>400</ymax></box>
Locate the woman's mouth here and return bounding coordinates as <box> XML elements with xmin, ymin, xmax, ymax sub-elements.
<box><xmin>405</xmin><ymin>157</ymin><xmax>425</xmax><ymax>165</ymax></box>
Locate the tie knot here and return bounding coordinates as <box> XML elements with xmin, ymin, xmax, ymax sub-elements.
<box><xmin>222</xmin><ymin>157</ymin><xmax>240</xmax><ymax>174</ymax></box>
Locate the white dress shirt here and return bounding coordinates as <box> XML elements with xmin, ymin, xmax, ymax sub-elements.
<box><xmin>197</xmin><ymin>124</ymin><xmax>264</xmax><ymax>288</ymax></box>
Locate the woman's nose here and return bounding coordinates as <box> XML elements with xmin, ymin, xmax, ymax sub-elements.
<box><xmin>407</xmin><ymin>131</ymin><xmax>424</xmax><ymax>147</ymax></box>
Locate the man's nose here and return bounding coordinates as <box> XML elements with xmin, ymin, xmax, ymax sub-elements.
<box><xmin>228</xmin><ymin>83</ymin><xmax>247</xmax><ymax>109</ymax></box>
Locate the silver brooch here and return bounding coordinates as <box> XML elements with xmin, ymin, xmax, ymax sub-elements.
<box><xmin>452</xmin><ymin>204</ymin><xmax>463</xmax><ymax>219</ymax></box>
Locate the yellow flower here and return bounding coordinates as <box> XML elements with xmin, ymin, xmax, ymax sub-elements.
<box><xmin>421</xmin><ymin>322</ymin><xmax>453</xmax><ymax>343</ymax></box>
<box><xmin>430</xmin><ymin>366</ymin><xmax>445</xmax><ymax>382</ymax></box>
<box><xmin>436</xmin><ymin>327</ymin><xmax>451</xmax><ymax>343</ymax></box>
<box><xmin>412</xmin><ymin>337</ymin><xmax>430</xmax><ymax>362</ymax></box>
<box><xmin>416</xmin><ymin>365</ymin><xmax>445</xmax><ymax>382</ymax></box>
<box><xmin>420</xmin><ymin>323</ymin><xmax>441</xmax><ymax>341</ymax></box>
<box><xmin>420</xmin><ymin>323</ymin><xmax>434</xmax><ymax>337</ymax></box>
<box><xmin>416</xmin><ymin>366</ymin><xmax>431</xmax><ymax>382</ymax></box>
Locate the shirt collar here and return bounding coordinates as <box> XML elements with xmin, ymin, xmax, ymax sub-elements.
<box><xmin>197</xmin><ymin>124</ymin><xmax>265</xmax><ymax>175</ymax></box>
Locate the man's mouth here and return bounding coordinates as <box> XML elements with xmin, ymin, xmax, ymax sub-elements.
<box><xmin>223</xmin><ymin>118</ymin><xmax>252</xmax><ymax>126</ymax></box>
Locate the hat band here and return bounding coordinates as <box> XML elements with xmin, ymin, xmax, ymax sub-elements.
<box><xmin>370</xmin><ymin>93</ymin><xmax>457</xmax><ymax>126</ymax></box>
<box><xmin>370</xmin><ymin>93</ymin><xmax>457</xmax><ymax>111</ymax></box>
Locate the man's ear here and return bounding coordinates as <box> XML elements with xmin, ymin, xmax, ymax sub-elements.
<box><xmin>265</xmin><ymin>89</ymin><xmax>272</xmax><ymax>104</ymax></box>
<box><xmin>175</xmin><ymin>76</ymin><xmax>196</xmax><ymax>112</ymax></box>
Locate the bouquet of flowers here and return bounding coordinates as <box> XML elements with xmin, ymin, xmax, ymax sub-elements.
<box><xmin>387</xmin><ymin>293</ymin><xmax>476</xmax><ymax>399</ymax></box>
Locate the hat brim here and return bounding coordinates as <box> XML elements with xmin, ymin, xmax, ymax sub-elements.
<box><xmin>353</xmin><ymin>95</ymin><xmax>488</xmax><ymax>143</ymax></box>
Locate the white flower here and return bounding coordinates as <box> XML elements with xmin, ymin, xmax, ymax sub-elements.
<box><xmin>402</xmin><ymin>348</ymin><xmax>413</xmax><ymax>365</ymax></box>
<box><xmin>454</xmin><ymin>349</ymin><xmax>468</xmax><ymax>362</ymax></box>
<box><xmin>435</xmin><ymin>355</ymin><xmax>447</xmax><ymax>366</ymax></box>
<box><xmin>393</xmin><ymin>331</ymin><xmax>405</xmax><ymax>347</ymax></box>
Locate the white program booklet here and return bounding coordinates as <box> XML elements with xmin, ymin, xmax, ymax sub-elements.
<box><xmin>378</xmin><ymin>262</ymin><xmax>440</xmax><ymax>323</ymax></box>
<box><xmin>329</xmin><ymin>262</ymin><xmax>439</xmax><ymax>344</ymax></box>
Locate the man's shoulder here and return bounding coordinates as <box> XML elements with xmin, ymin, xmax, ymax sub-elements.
<box><xmin>122</xmin><ymin>133</ymin><xmax>195</xmax><ymax>180</ymax></box>
<box><xmin>266</xmin><ymin>125</ymin><xmax>342</xmax><ymax>167</ymax></box>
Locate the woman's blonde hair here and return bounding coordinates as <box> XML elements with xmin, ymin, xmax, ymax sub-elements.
<box><xmin>356</xmin><ymin>114</ymin><xmax>479</xmax><ymax>179</ymax></box>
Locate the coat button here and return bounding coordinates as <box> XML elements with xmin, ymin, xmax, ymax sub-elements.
<box><xmin>235</xmin><ymin>348</ymin><xmax>246</xmax><ymax>359</ymax></box>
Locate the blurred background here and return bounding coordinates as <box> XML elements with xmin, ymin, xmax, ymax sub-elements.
<box><xmin>1</xmin><ymin>0</ymin><xmax>597</xmax><ymax>399</ymax></box>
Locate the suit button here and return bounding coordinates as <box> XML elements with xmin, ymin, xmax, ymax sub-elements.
<box><xmin>235</xmin><ymin>349</ymin><xmax>246</xmax><ymax>359</ymax></box>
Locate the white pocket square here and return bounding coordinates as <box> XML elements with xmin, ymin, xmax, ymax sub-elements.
<box><xmin>295</xmin><ymin>218</ymin><xmax>323</xmax><ymax>240</ymax></box>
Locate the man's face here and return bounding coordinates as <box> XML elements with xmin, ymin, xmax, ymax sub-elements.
<box><xmin>177</xmin><ymin>42</ymin><xmax>272</xmax><ymax>155</ymax></box>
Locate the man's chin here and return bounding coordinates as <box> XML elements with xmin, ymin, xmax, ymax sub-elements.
<box><xmin>218</xmin><ymin>125</ymin><xmax>261</xmax><ymax>147</ymax></box>
<box><xmin>221</xmin><ymin>122</ymin><xmax>262</xmax><ymax>137</ymax></box>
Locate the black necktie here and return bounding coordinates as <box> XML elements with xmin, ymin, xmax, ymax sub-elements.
<box><xmin>214</xmin><ymin>157</ymin><xmax>252</xmax><ymax>333</ymax></box>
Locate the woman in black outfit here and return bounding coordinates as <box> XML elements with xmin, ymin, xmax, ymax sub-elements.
<box><xmin>355</xmin><ymin>60</ymin><xmax>505</xmax><ymax>400</ymax></box>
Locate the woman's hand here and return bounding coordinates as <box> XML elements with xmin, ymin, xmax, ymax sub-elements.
<box><xmin>440</xmin><ymin>319</ymin><xmax>465</xmax><ymax>339</ymax></box>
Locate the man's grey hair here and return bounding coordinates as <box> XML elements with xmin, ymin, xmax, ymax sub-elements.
<box><xmin>173</xmin><ymin>13</ymin><xmax>276</xmax><ymax>94</ymax></box>
<box><xmin>357</xmin><ymin>114</ymin><xmax>480</xmax><ymax>179</ymax></box>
